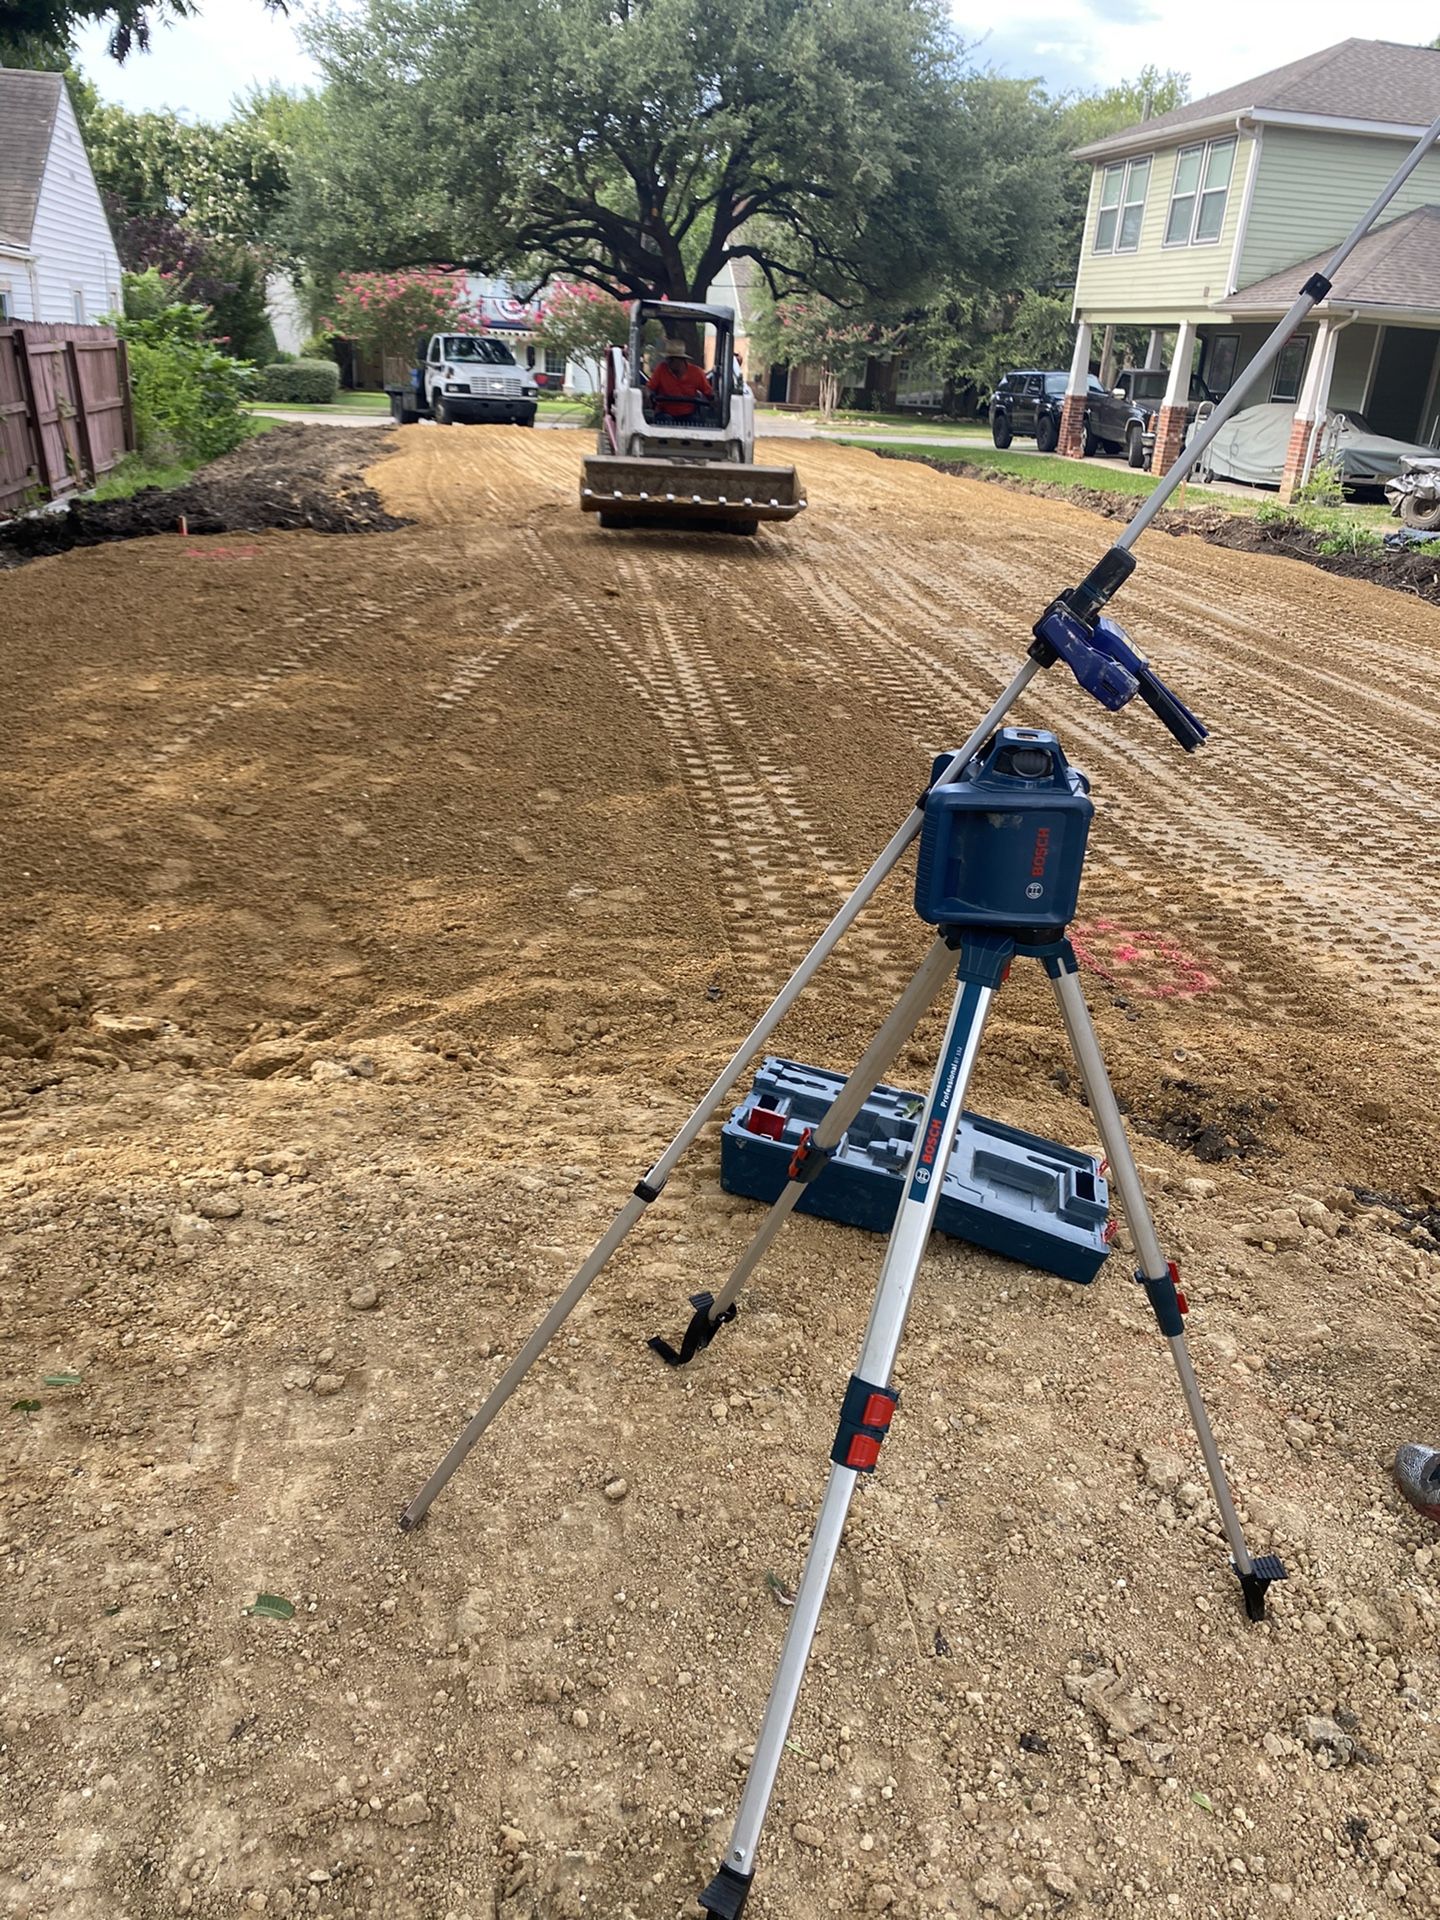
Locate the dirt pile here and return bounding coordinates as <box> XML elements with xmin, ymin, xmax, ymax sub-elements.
<box><xmin>0</xmin><ymin>424</ymin><xmax>407</xmax><ymax>565</ymax></box>
<box><xmin>1</xmin><ymin>428</ymin><xmax>1438</xmax><ymax>1920</ymax></box>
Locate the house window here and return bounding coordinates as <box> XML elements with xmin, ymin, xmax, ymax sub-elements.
<box><xmin>1164</xmin><ymin>137</ymin><xmax>1236</xmax><ymax>247</ymax></box>
<box><xmin>1271</xmin><ymin>337</ymin><xmax>1309</xmax><ymax>404</ymax></box>
<box><xmin>1094</xmin><ymin>155</ymin><xmax>1151</xmax><ymax>254</ymax></box>
<box><xmin>72</xmin><ymin>288</ymin><xmax>86</xmax><ymax>324</ymax></box>
<box><xmin>0</xmin><ymin>289</ymin><xmax>10</xmax><ymax>322</ymax></box>
<box><xmin>544</xmin><ymin>348</ymin><xmax>565</xmax><ymax>376</ymax></box>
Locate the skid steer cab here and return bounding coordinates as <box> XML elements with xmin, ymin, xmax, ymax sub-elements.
<box><xmin>386</xmin><ymin>333</ymin><xmax>538</xmax><ymax>428</ymax></box>
<box><xmin>581</xmin><ymin>299</ymin><xmax>805</xmax><ymax>535</ymax></box>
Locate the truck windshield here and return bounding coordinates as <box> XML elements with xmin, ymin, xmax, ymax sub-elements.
<box><xmin>442</xmin><ymin>337</ymin><xmax>517</xmax><ymax>365</ymax></box>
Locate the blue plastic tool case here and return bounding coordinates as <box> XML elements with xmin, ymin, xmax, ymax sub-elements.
<box><xmin>720</xmin><ymin>1057</ymin><xmax>1112</xmax><ymax>1284</ymax></box>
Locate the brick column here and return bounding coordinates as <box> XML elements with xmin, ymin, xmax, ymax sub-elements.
<box><xmin>1058</xmin><ymin>393</ymin><xmax>1089</xmax><ymax>459</ymax></box>
<box><xmin>1151</xmin><ymin>404</ymin><xmax>1189</xmax><ymax>475</ymax></box>
<box><xmin>1059</xmin><ymin>318</ymin><xmax>1094</xmax><ymax>459</ymax></box>
<box><xmin>1278</xmin><ymin>414</ymin><xmax>1317</xmax><ymax>503</ymax></box>
<box><xmin>1279</xmin><ymin>319</ymin><xmax>1338</xmax><ymax>503</ymax></box>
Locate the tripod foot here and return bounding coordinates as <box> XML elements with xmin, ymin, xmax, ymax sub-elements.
<box><xmin>647</xmin><ymin>1291</ymin><xmax>737</xmax><ymax>1368</ymax></box>
<box><xmin>1235</xmin><ymin>1554</ymin><xmax>1287</xmax><ymax>1622</ymax></box>
<box><xmin>698</xmin><ymin>1862</ymin><xmax>753</xmax><ymax>1918</ymax></box>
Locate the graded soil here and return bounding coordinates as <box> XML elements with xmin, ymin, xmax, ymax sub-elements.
<box><xmin>2</xmin><ymin>430</ymin><xmax>1439</xmax><ymax>1920</ymax></box>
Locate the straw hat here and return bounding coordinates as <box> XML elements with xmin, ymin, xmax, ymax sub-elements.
<box><xmin>660</xmin><ymin>336</ymin><xmax>692</xmax><ymax>359</ymax></box>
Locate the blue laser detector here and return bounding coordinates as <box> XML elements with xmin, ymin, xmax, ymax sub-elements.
<box><xmin>915</xmin><ymin>728</ymin><xmax>1092</xmax><ymax>932</ymax></box>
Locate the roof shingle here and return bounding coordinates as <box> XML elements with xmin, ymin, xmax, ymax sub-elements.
<box><xmin>0</xmin><ymin>67</ymin><xmax>62</xmax><ymax>249</ymax></box>
<box><xmin>1075</xmin><ymin>40</ymin><xmax>1440</xmax><ymax>161</ymax></box>
<box><xmin>1228</xmin><ymin>203</ymin><xmax>1440</xmax><ymax>313</ymax></box>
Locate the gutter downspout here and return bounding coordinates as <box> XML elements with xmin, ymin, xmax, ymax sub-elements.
<box><xmin>1225</xmin><ymin>117</ymin><xmax>1263</xmax><ymax>299</ymax></box>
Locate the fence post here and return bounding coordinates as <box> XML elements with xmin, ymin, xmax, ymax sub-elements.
<box><xmin>117</xmin><ymin>337</ymin><xmax>135</xmax><ymax>454</ymax></box>
<box><xmin>13</xmin><ymin>327</ymin><xmax>51</xmax><ymax>497</ymax></box>
<box><xmin>66</xmin><ymin>340</ymin><xmax>97</xmax><ymax>486</ymax></box>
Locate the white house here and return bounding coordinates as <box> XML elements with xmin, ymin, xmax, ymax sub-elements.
<box><xmin>0</xmin><ymin>67</ymin><xmax>122</xmax><ymax>327</ymax></box>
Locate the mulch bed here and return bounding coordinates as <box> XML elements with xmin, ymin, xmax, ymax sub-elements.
<box><xmin>0</xmin><ymin>425</ymin><xmax>408</xmax><ymax>567</ymax></box>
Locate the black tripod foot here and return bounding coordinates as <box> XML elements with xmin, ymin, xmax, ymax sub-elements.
<box><xmin>1235</xmin><ymin>1554</ymin><xmax>1287</xmax><ymax>1622</ymax></box>
<box><xmin>647</xmin><ymin>1291</ymin><xmax>737</xmax><ymax>1368</ymax></box>
<box><xmin>698</xmin><ymin>1862</ymin><xmax>753</xmax><ymax>1917</ymax></box>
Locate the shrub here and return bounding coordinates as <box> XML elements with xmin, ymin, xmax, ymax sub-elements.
<box><xmin>257</xmin><ymin>358</ymin><xmax>340</xmax><ymax>404</ymax></box>
<box><xmin>117</xmin><ymin>272</ymin><xmax>253</xmax><ymax>464</ymax></box>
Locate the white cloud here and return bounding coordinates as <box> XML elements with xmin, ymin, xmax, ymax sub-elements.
<box><xmin>955</xmin><ymin>1</ymin><xmax>1383</xmax><ymax>97</ymax></box>
<box><xmin>72</xmin><ymin>0</ymin><xmax>1399</xmax><ymax>127</ymax></box>
<box><xmin>75</xmin><ymin>0</ymin><xmax>319</xmax><ymax>120</ymax></box>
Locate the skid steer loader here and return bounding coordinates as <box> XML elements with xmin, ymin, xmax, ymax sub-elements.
<box><xmin>581</xmin><ymin>300</ymin><xmax>806</xmax><ymax>536</ymax></box>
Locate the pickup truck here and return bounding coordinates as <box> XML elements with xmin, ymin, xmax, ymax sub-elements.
<box><xmin>386</xmin><ymin>333</ymin><xmax>538</xmax><ymax>427</ymax></box>
<box><xmin>1088</xmin><ymin>368</ymin><xmax>1216</xmax><ymax>468</ymax></box>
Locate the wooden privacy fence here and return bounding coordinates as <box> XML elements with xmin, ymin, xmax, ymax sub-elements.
<box><xmin>0</xmin><ymin>322</ymin><xmax>134</xmax><ymax>518</ymax></box>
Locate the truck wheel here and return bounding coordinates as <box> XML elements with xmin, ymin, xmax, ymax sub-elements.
<box><xmin>1082</xmin><ymin>424</ymin><xmax>1100</xmax><ymax>458</ymax></box>
<box><xmin>1035</xmin><ymin>413</ymin><xmax>1059</xmax><ymax>453</ymax></box>
<box><xmin>991</xmin><ymin>413</ymin><xmax>1013</xmax><ymax>449</ymax></box>
<box><xmin>1126</xmin><ymin>424</ymin><xmax>1146</xmax><ymax>469</ymax></box>
<box><xmin>1400</xmin><ymin>494</ymin><xmax>1440</xmax><ymax>531</ymax></box>
<box><xmin>432</xmin><ymin>395</ymin><xmax>453</xmax><ymax>426</ymax></box>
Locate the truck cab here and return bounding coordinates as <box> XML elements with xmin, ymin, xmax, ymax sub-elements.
<box><xmin>1089</xmin><ymin>368</ymin><xmax>1215</xmax><ymax>469</ymax></box>
<box><xmin>387</xmin><ymin>334</ymin><xmax>538</xmax><ymax>427</ymax></box>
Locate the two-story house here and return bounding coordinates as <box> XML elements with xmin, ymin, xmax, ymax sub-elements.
<box><xmin>0</xmin><ymin>67</ymin><xmax>121</xmax><ymax>327</ymax></box>
<box><xmin>1058</xmin><ymin>39</ymin><xmax>1440</xmax><ymax>498</ymax></box>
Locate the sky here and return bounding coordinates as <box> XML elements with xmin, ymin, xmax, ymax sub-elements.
<box><xmin>74</xmin><ymin>0</ymin><xmax>1417</xmax><ymax>122</ymax></box>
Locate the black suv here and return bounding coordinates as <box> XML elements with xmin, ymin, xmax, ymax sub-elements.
<box><xmin>990</xmin><ymin>370</ymin><xmax>1108</xmax><ymax>453</ymax></box>
<box><xmin>1088</xmin><ymin>369</ymin><xmax>1218</xmax><ymax>468</ymax></box>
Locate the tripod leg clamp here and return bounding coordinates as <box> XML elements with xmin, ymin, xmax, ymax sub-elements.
<box><xmin>1235</xmin><ymin>1554</ymin><xmax>1287</xmax><ymax>1622</ymax></box>
<box><xmin>787</xmin><ymin>1127</ymin><xmax>834</xmax><ymax>1184</ymax></box>
<box><xmin>698</xmin><ymin>1862</ymin><xmax>753</xmax><ymax>1917</ymax></box>
<box><xmin>647</xmin><ymin>1291</ymin><xmax>736</xmax><ymax>1368</ymax></box>
<box><xmin>831</xmin><ymin>1374</ymin><xmax>899</xmax><ymax>1472</ymax></box>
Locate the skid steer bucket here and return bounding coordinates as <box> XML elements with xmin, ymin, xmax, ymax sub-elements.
<box><xmin>580</xmin><ymin>455</ymin><xmax>806</xmax><ymax>530</ymax></box>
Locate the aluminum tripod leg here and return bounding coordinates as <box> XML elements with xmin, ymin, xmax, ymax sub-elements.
<box><xmin>651</xmin><ymin>935</ymin><xmax>961</xmax><ymax>1363</ymax></box>
<box><xmin>698</xmin><ymin>941</ymin><xmax>1005</xmax><ymax>1919</ymax></box>
<box><xmin>1043</xmin><ymin>945</ymin><xmax>1283</xmax><ymax>1620</ymax></box>
<box><xmin>400</xmin><ymin>668</ymin><xmax>1038</xmax><ymax>1530</ymax></box>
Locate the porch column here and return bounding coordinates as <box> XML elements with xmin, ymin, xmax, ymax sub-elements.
<box><xmin>1144</xmin><ymin>330</ymin><xmax>1165</xmax><ymax>370</ymax></box>
<box><xmin>1097</xmin><ymin>323</ymin><xmax>1118</xmax><ymax>390</ymax></box>
<box><xmin>1059</xmin><ymin>319</ymin><xmax>1094</xmax><ymax>459</ymax></box>
<box><xmin>1152</xmin><ymin>320</ymin><xmax>1199</xmax><ymax>474</ymax></box>
<box><xmin>1279</xmin><ymin>319</ymin><xmax>1338</xmax><ymax>503</ymax></box>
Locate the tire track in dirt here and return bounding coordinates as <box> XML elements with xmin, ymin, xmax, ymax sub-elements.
<box><xmin>772</xmin><ymin>529</ymin><xmax>1383</xmax><ymax>1030</ymax></box>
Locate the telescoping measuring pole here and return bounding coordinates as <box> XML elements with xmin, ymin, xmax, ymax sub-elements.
<box><xmin>400</xmin><ymin>110</ymin><xmax>1440</xmax><ymax>1534</ymax></box>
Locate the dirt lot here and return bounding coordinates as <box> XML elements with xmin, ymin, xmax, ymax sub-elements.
<box><xmin>3</xmin><ymin>427</ymin><xmax>1439</xmax><ymax>1920</ymax></box>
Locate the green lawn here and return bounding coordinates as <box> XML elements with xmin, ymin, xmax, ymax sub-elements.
<box><xmin>844</xmin><ymin>440</ymin><xmax>1398</xmax><ymax>532</ymax></box>
<box><xmin>846</xmin><ymin>440</ymin><xmax>1161</xmax><ymax>496</ymax></box>
<box><xmin>764</xmin><ymin>405</ymin><xmax>981</xmax><ymax>434</ymax></box>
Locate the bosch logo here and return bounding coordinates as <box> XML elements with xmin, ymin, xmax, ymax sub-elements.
<box><xmin>1026</xmin><ymin>881</ymin><xmax>1044</xmax><ymax>900</ymax></box>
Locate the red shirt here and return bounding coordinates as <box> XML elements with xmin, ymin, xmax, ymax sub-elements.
<box><xmin>648</xmin><ymin>359</ymin><xmax>713</xmax><ymax>418</ymax></box>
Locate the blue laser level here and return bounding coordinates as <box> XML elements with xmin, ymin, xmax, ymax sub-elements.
<box><xmin>914</xmin><ymin>728</ymin><xmax>1092</xmax><ymax>932</ymax></box>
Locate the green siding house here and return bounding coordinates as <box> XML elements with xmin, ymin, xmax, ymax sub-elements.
<box><xmin>1059</xmin><ymin>38</ymin><xmax>1440</xmax><ymax>495</ymax></box>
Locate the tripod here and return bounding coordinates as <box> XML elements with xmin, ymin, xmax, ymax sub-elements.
<box><xmin>695</xmin><ymin>907</ymin><xmax>1282</xmax><ymax>1918</ymax></box>
<box><xmin>400</xmin><ymin>107</ymin><xmax>1440</xmax><ymax>1537</ymax></box>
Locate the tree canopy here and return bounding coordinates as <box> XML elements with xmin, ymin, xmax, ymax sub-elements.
<box><xmin>296</xmin><ymin>0</ymin><xmax>1035</xmax><ymax>307</ymax></box>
